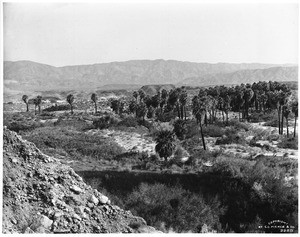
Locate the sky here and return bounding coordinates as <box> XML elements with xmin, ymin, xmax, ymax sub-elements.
<box><xmin>3</xmin><ymin>1</ymin><xmax>299</xmax><ymax>67</ymax></box>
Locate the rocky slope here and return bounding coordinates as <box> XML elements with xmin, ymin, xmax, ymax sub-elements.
<box><xmin>2</xmin><ymin>128</ymin><xmax>158</xmax><ymax>233</ymax></box>
<box><xmin>4</xmin><ymin>59</ymin><xmax>291</xmax><ymax>92</ymax></box>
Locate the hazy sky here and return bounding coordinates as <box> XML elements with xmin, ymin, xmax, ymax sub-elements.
<box><xmin>3</xmin><ymin>1</ymin><xmax>299</xmax><ymax>66</ymax></box>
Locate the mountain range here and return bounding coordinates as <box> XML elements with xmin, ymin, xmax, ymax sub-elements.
<box><xmin>3</xmin><ymin>59</ymin><xmax>297</xmax><ymax>93</ymax></box>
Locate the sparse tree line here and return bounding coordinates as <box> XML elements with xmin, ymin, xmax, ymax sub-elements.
<box><xmin>21</xmin><ymin>93</ymin><xmax>100</xmax><ymax>115</ymax></box>
<box><xmin>22</xmin><ymin>81</ymin><xmax>298</xmax><ymax>146</ymax></box>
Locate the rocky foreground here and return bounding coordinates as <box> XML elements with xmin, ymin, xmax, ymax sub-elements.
<box><xmin>2</xmin><ymin>128</ymin><xmax>158</xmax><ymax>233</ymax></box>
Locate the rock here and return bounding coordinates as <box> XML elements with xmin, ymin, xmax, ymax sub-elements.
<box><xmin>24</xmin><ymin>227</ymin><xmax>35</xmax><ymax>233</ymax></box>
<box><xmin>11</xmin><ymin>158</ymin><xmax>18</xmax><ymax>164</ymax></box>
<box><xmin>72</xmin><ymin>213</ymin><xmax>81</xmax><ymax>221</ymax></box>
<box><xmin>70</xmin><ymin>185</ymin><xmax>83</xmax><ymax>194</ymax></box>
<box><xmin>39</xmin><ymin>215</ymin><xmax>53</xmax><ymax>229</ymax></box>
<box><xmin>54</xmin><ymin>212</ymin><xmax>64</xmax><ymax>220</ymax></box>
<box><xmin>89</xmin><ymin>195</ymin><xmax>99</xmax><ymax>205</ymax></box>
<box><xmin>98</xmin><ymin>195</ymin><xmax>109</xmax><ymax>205</ymax></box>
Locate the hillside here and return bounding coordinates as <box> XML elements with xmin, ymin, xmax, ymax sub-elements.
<box><xmin>4</xmin><ymin>60</ymin><xmax>291</xmax><ymax>92</ymax></box>
<box><xmin>2</xmin><ymin>128</ymin><xmax>158</xmax><ymax>234</ymax></box>
<box><xmin>179</xmin><ymin>66</ymin><xmax>298</xmax><ymax>87</ymax></box>
<box><xmin>140</xmin><ymin>84</ymin><xmax>176</xmax><ymax>95</ymax></box>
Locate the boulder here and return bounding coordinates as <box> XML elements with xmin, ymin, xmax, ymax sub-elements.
<box><xmin>70</xmin><ymin>185</ymin><xmax>83</xmax><ymax>194</ymax></box>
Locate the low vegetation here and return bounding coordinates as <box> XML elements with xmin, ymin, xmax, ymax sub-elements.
<box><xmin>4</xmin><ymin>80</ymin><xmax>298</xmax><ymax>233</ymax></box>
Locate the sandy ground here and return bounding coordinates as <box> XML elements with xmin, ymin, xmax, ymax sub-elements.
<box><xmin>86</xmin><ymin>129</ymin><xmax>156</xmax><ymax>155</ymax></box>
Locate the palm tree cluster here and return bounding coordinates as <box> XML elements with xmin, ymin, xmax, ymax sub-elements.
<box><xmin>191</xmin><ymin>81</ymin><xmax>297</xmax><ymax>137</ymax></box>
<box><xmin>125</xmin><ymin>87</ymin><xmax>189</xmax><ymax>121</ymax></box>
<box><xmin>21</xmin><ymin>95</ymin><xmax>43</xmax><ymax>115</ymax></box>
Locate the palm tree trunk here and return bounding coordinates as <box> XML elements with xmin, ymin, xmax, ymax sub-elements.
<box><xmin>26</xmin><ymin>103</ymin><xmax>29</xmax><ymax>112</ymax></box>
<box><xmin>71</xmin><ymin>104</ymin><xmax>73</xmax><ymax>114</ymax></box>
<box><xmin>38</xmin><ymin>105</ymin><xmax>41</xmax><ymax>114</ymax></box>
<box><xmin>184</xmin><ymin>106</ymin><xmax>187</xmax><ymax>121</ymax></box>
<box><xmin>286</xmin><ymin>117</ymin><xmax>289</xmax><ymax>137</ymax></box>
<box><xmin>281</xmin><ymin>109</ymin><xmax>284</xmax><ymax>135</ymax></box>
<box><xmin>34</xmin><ymin>105</ymin><xmax>37</xmax><ymax>115</ymax></box>
<box><xmin>94</xmin><ymin>102</ymin><xmax>97</xmax><ymax>114</ymax></box>
<box><xmin>199</xmin><ymin>123</ymin><xmax>206</xmax><ymax>150</ymax></box>
<box><xmin>278</xmin><ymin>108</ymin><xmax>281</xmax><ymax>135</ymax></box>
<box><xmin>222</xmin><ymin>110</ymin><xmax>225</xmax><ymax>123</ymax></box>
<box><xmin>294</xmin><ymin>116</ymin><xmax>297</xmax><ymax>137</ymax></box>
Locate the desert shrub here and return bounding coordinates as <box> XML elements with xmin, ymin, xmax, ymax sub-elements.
<box><xmin>173</xmin><ymin>119</ymin><xmax>187</xmax><ymax>140</ymax></box>
<box><xmin>137</xmin><ymin>119</ymin><xmax>153</xmax><ymax>130</ymax></box>
<box><xmin>215</xmin><ymin>120</ymin><xmax>249</xmax><ymax>131</ymax></box>
<box><xmin>54</xmin><ymin>118</ymin><xmax>93</xmax><ymax>131</ymax></box>
<box><xmin>215</xmin><ymin>128</ymin><xmax>246</xmax><ymax>145</ymax></box>
<box><xmin>212</xmin><ymin>156</ymin><xmax>253</xmax><ymax>179</ymax></box>
<box><xmin>93</xmin><ymin>115</ymin><xmax>119</xmax><ymax>129</ymax></box>
<box><xmin>38</xmin><ymin>112</ymin><xmax>55</xmax><ymax>118</ymax></box>
<box><xmin>125</xmin><ymin>183</ymin><xmax>223</xmax><ymax>232</ymax></box>
<box><xmin>43</xmin><ymin>104</ymin><xmax>70</xmax><ymax>112</ymax></box>
<box><xmin>5</xmin><ymin>120</ymin><xmax>44</xmax><ymax>133</ymax></box>
<box><xmin>278</xmin><ymin>137</ymin><xmax>298</xmax><ymax>149</ymax></box>
<box><xmin>202</xmin><ymin>125</ymin><xmax>224</xmax><ymax>137</ymax></box>
<box><xmin>22</xmin><ymin>127</ymin><xmax>124</xmax><ymax>161</ymax></box>
<box><xmin>185</xmin><ymin>120</ymin><xmax>199</xmax><ymax>139</ymax></box>
<box><xmin>156</xmin><ymin>111</ymin><xmax>176</xmax><ymax>122</ymax></box>
<box><xmin>117</xmin><ymin>116</ymin><xmax>138</xmax><ymax>127</ymax></box>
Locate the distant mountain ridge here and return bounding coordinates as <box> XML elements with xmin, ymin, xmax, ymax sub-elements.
<box><xmin>4</xmin><ymin>60</ymin><xmax>297</xmax><ymax>92</ymax></box>
<box><xmin>179</xmin><ymin>66</ymin><xmax>298</xmax><ymax>87</ymax></box>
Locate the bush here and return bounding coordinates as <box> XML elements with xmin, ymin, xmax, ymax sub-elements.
<box><xmin>43</xmin><ymin>104</ymin><xmax>71</xmax><ymax>112</ymax></box>
<box><xmin>93</xmin><ymin>115</ymin><xmax>119</xmax><ymax>129</ymax></box>
<box><xmin>202</xmin><ymin>125</ymin><xmax>224</xmax><ymax>137</ymax></box>
<box><xmin>173</xmin><ymin>119</ymin><xmax>187</xmax><ymax>140</ymax></box>
<box><xmin>215</xmin><ymin>127</ymin><xmax>245</xmax><ymax>145</ymax></box>
<box><xmin>125</xmin><ymin>183</ymin><xmax>223</xmax><ymax>233</ymax></box>
<box><xmin>22</xmin><ymin>127</ymin><xmax>124</xmax><ymax>161</ymax></box>
<box><xmin>117</xmin><ymin>116</ymin><xmax>138</xmax><ymax>127</ymax></box>
<box><xmin>278</xmin><ymin>137</ymin><xmax>298</xmax><ymax>149</ymax></box>
<box><xmin>54</xmin><ymin>118</ymin><xmax>93</xmax><ymax>131</ymax></box>
<box><xmin>5</xmin><ymin>121</ymin><xmax>44</xmax><ymax>133</ymax></box>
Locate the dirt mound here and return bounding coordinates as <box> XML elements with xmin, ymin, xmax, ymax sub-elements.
<box><xmin>2</xmin><ymin>128</ymin><xmax>158</xmax><ymax>233</ymax></box>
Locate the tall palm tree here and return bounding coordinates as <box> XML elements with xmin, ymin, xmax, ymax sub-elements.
<box><xmin>192</xmin><ymin>95</ymin><xmax>207</xmax><ymax>150</ymax></box>
<box><xmin>133</xmin><ymin>91</ymin><xmax>139</xmax><ymax>103</ymax></box>
<box><xmin>282</xmin><ymin>105</ymin><xmax>290</xmax><ymax>137</ymax></box>
<box><xmin>67</xmin><ymin>94</ymin><xmax>75</xmax><ymax>114</ymax></box>
<box><xmin>33</xmin><ymin>96</ymin><xmax>42</xmax><ymax>115</ymax></box>
<box><xmin>292</xmin><ymin>101</ymin><xmax>298</xmax><ymax>137</ymax></box>
<box><xmin>179</xmin><ymin>87</ymin><xmax>188</xmax><ymax>120</ymax></box>
<box><xmin>22</xmin><ymin>95</ymin><xmax>29</xmax><ymax>112</ymax></box>
<box><xmin>138</xmin><ymin>89</ymin><xmax>145</xmax><ymax>103</ymax></box>
<box><xmin>155</xmin><ymin>130</ymin><xmax>176</xmax><ymax>162</ymax></box>
<box><xmin>91</xmin><ymin>93</ymin><xmax>98</xmax><ymax>114</ymax></box>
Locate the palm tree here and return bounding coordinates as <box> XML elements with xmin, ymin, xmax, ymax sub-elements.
<box><xmin>91</xmin><ymin>93</ymin><xmax>98</xmax><ymax>114</ymax></box>
<box><xmin>22</xmin><ymin>95</ymin><xmax>29</xmax><ymax>112</ymax></box>
<box><xmin>243</xmin><ymin>88</ymin><xmax>254</xmax><ymax>121</ymax></box>
<box><xmin>179</xmin><ymin>87</ymin><xmax>188</xmax><ymax>120</ymax></box>
<box><xmin>138</xmin><ymin>89</ymin><xmax>145</xmax><ymax>103</ymax></box>
<box><xmin>33</xmin><ymin>96</ymin><xmax>42</xmax><ymax>115</ymax></box>
<box><xmin>173</xmin><ymin>119</ymin><xmax>187</xmax><ymax>140</ymax></box>
<box><xmin>129</xmin><ymin>100</ymin><xmax>137</xmax><ymax>117</ymax></box>
<box><xmin>155</xmin><ymin>130</ymin><xmax>176</xmax><ymax>162</ymax></box>
<box><xmin>67</xmin><ymin>94</ymin><xmax>75</xmax><ymax>114</ymax></box>
<box><xmin>133</xmin><ymin>91</ymin><xmax>139</xmax><ymax>103</ymax></box>
<box><xmin>136</xmin><ymin>102</ymin><xmax>147</xmax><ymax>121</ymax></box>
<box><xmin>111</xmin><ymin>99</ymin><xmax>120</xmax><ymax>115</ymax></box>
<box><xmin>192</xmin><ymin>95</ymin><xmax>206</xmax><ymax>150</ymax></box>
<box><xmin>292</xmin><ymin>101</ymin><xmax>298</xmax><ymax>137</ymax></box>
<box><xmin>282</xmin><ymin>105</ymin><xmax>290</xmax><ymax>137</ymax></box>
